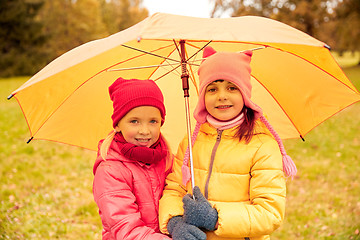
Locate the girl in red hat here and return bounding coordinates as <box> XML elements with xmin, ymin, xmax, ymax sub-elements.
<box><xmin>93</xmin><ymin>78</ymin><xmax>173</xmax><ymax>240</ymax></box>
<box><xmin>159</xmin><ymin>47</ymin><xmax>297</xmax><ymax>240</ymax></box>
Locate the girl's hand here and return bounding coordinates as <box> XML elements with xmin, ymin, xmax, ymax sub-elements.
<box><xmin>182</xmin><ymin>186</ymin><xmax>218</xmax><ymax>231</ymax></box>
<box><xmin>167</xmin><ymin>216</ymin><xmax>206</xmax><ymax>240</ymax></box>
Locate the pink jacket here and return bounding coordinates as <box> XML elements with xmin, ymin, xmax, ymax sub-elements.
<box><xmin>93</xmin><ymin>140</ymin><xmax>172</xmax><ymax>240</ymax></box>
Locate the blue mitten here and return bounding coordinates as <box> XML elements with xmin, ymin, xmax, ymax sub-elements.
<box><xmin>182</xmin><ymin>186</ymin><xmax>218</xmax><ymax>231</ymax></box>
<box><xmin>167</xmin><ymin>216</ymin><xmax>207</xmax><ymax>240</ymax></box>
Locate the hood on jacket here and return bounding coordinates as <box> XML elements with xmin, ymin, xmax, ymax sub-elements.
<box><xmin>93</xmin><ymin>139</ymin><xmax>136</xmax><ymax>175</ymax></box>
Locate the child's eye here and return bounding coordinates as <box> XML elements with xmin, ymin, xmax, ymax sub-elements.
<box><xmin>130</xmin><ymin>120</ymin><xmax>139</xmax><ymax>124</ymax></box>
<box><xmin>150</xmin><ymin>119</ymin><xmax>159</xmax><ymax>124</ymax></box>
<box><xmin>207</xmin><ymin>87</ymin><xmax>216</xmax><ymax>92</ymax></box>
<box><xmin>228</xmin><ymin>86</ymin><xmax>239</xmax><ymax>91</ymax></box>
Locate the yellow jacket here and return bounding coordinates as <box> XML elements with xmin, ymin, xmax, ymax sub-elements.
<box><xmin>159</xmin><ymin>122</ymin><xmax>286</xmax><ymax>240</ymax></box>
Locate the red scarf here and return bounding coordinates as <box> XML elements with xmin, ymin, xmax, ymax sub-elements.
<box><xmin>113</xmin><ymin>133</ymin><xmax>167</xmax><ymax>165</ymax></box>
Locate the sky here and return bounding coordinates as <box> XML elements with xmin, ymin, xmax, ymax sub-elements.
<box><xmin>141</xmin><ymin>0</ymin><xmax>230</xmax><ymax>18</ymax></box>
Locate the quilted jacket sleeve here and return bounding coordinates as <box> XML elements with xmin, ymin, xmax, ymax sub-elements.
<box><xmin>158</xmin><ymin>137</ymin><xmax>188</xmax><ymax>234</ymax></box>
<box><xmin>213</xmin><ymin>138</ymin><xmax>286</xmax><ymax>238</ymax></box>
<box><xmin>93</xmin><ymin>160</ymin><xmax>171</xmax><ymax>240</ymax></box>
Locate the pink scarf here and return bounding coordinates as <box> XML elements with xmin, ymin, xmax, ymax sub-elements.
<box><xmin>206</xmin><ymin>113</ymin><xmax>244</xmax><ymax>130</ymax></box>
<box><xmin>113</xmin><ymin>133</ymin><xmax>167</xmax><ymax>165</ymax></box>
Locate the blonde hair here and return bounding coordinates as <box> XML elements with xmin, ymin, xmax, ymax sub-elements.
<box><xmin>99</xmin><ymin>131</ymin><xmax>173</xmax><ymax>173</ymax></box>
<box><xmin>100</xmin><ymin>130</ymin><xmax>117</xmax><ymax>161</ymax></box>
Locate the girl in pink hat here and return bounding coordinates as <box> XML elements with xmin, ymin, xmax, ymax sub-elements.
<box><xmin>93</xmin><ymin>78</ymin><xmax>173</xmax><ymax>240</ymax></box>
<box><xmin>159</xmin><ymin>46</ymin><xmax>297</xmax><ymax>240</ymax></box>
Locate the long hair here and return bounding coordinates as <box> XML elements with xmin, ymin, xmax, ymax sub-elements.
<box><xmin>99</xmin><ymin>131</ymin><xmax>173</xmax><ymax>172</ymax></box>
<box><xmin>234</xmin><ymin>106</ymin><xmax>256</xmax><ymax>143</ymax></box>
<box><xmin>100</xmin><ymin>130</ymin><xmax>116</xmax><ymax>161</ymax></box>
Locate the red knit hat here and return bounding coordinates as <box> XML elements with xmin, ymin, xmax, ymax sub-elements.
<box><xmin>109</xmin><ymin>77</ymin><xmax>166</xmax><ymax>128</ymax></box>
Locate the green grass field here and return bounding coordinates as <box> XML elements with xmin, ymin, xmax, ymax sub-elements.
<box><xmin>1</xmin><ymin>63</ymin><xmax>359</xmax><ymax>239</ymax></box>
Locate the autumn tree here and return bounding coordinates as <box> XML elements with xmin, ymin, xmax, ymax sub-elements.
<box><xmin>273</xmin><ymin>0</ymin><xmax>330</xmax><ymax>39</ymax></box>
<box><xmin>0</xmin><ymin>0</ymin><xmax>48</xmax><ymax>77</ymax></box>
<box><xmin>38</xmin><ymin>0</ymin><xmax>108</xmax><ymax>58</ymax></box>
<box><xmin>0</xmin><ymin>0</ymin><xmax>149</xmax><ymax>77</ymax></box>
<box><xmin>211</xmin><ymin>0</ymin><xmax>277</xmax><ymax>18</ymax></box>
<box><xmin>332</xmin><ymin>0</ymin><xmax>360</xmax><ymax>53</ymax></box>
<box><xmin>210</xmin><ymin>0</ymin><xmax>334</xmax><ymax>46</ymax></box>
<box><xmin>38</xmin><ymin>0</ymin><xmax>148</xmax><ymax>63</ymax></box>
<box><xmin>100</xmin><ymin>0</ymin><xmax>148</xmax><ymax>35</ymax></box>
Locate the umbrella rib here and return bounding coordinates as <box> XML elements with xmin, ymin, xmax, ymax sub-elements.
<box><xmin>107</xmin><ymin>63</ymin><xmax>183</xmax><ymax>71</ymax></box>
<box><xmin>153</xmin><ymin>63</ymin><xmax>182</xmax><ymax>81</ymax></box>
<box><xmin>186</xmin><ymin>40</ymin><xmax>213</xmax><ymax>62</ymax></box>
<box><xmin>122</xmin><ymin>44</ymin><xmax>180</xmax><ymax>63</ymax></box>
<box><xmin>190</xmin><ymin>46</ymin><xmax>267</xmax><ymax>62</ymax></box>
<box><xmin>251</xmin><ymin>74</ymin><xmax>304</xmax><ymax>139</ymax></box>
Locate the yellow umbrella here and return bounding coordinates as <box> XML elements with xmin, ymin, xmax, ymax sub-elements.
<box><xmin>9</xmin><ymin>13</ymin><xmax>360</xmax><ymax>155</ymax></box>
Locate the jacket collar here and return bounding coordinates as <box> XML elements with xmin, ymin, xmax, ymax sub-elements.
<box><xmin>200</xmin><ymin>120</ymin><xmax>271</xmax><ymax>137</ymax></box>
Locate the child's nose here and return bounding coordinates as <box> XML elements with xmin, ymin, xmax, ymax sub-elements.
<box><xmin>217</xmin><ymin>89</ymin><xmax>228</xmax><ymax>100</ymax></box>
<box><xmin>139</xmin><ymin>124</ymin><xmax>150</xmax><ymax>134</ymax></box>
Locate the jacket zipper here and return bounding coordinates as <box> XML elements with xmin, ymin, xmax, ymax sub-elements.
<box><xmin>204</xmin><ymin>129</ymin><xmax>223</xmax><ymax>199</ymax></box>
<box><xmin>204</xmin><ymin>130</ymin><xmax>251</xmax><ymax>240</ymax></box>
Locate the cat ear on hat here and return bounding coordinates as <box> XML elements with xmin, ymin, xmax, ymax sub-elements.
<box><xmin>203</xmin><ymin>46</ymin><xmax>253</xmax><ymax>59</ymax></box>
<box><xmin>203</xmin><ymin>46</ymin><xmax>217</xmax><ymax>58</ymax></box>
<box><xmin>242</xmin><ymin>50</ymin><xmax>253</xmax><ymax>57</ymax></box>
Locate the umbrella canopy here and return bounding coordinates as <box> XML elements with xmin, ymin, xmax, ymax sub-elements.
<box><xmin>9</xmin><ymin>13</ymin><xmax>360</xmax><ymax>152</ymax></box>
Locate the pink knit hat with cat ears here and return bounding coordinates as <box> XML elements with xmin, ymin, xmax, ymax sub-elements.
<box><xmin>181</xmin><ymin>47</ymin><xmax>297</xmax><ymax>185</ymax></box>
<box><xmin>194</xmin><ymin>46</ymin><xmax>263</xmax><ymax>123</ymax></box>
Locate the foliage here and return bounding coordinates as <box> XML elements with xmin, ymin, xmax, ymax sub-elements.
<box><xmin>0</xmin><ymin>0</ymin><xmax>149</xmax><ymax>78</ymax></box>
<box><xmin>0</xmin><ymin>0</ymin><xmax>49</xmax><ymax>77</ymax></box>
<box><xmin>0</xmin><ymin>77</ymin><xmax>101</xmax><ymax>239</ymax></box>
<box><xmin>38</xmin><ymin>0</ymin><xmax>148</xmax><ymax>62</ymax></box>
<box><xmin>211</xmin><ymin>0</ymin><xmax>330</xmax><ymax>38</ymax></box>
<box><xmin>210</xmin><ymin>0</ymin><xmax>360</xmax><ymax>54</ymax></box>
<box><xmin>38</xmin><ymin>0</ymin><xmax>108</xmax><ymax>57</ymax></box>
<box><xmin>1</xmin><ymin>59</ymin><xmax>359</xmax><ymax>239</ymax></box>
<box><xmin>333</xmin><ymin>0</ymin><xmax>360</xmax><ymax>53</ymax></box>
<box><xmin>100</xmin><ymin>0</ymin><xmax>148</xmax><ymax>35</ymax></box>
<box><xmin>274</xmin><ymin>0</ymin><xmax>329</xmax><ymax>38</ymax></box>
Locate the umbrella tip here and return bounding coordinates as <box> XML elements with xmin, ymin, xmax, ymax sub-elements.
<box><xmin>324</xmin><ymin>44</ymin><xmax>331</xmax><ymax>50</ymax></box>
<box><xmin>300</xmin><ymin>135</ymin><xmax>305</xmax><ymax>142</ymax></box>
<box><xmin>27</xmin><ymin>137</ymin><xmax>33</xmax><ymax>144</ymax></box>
<box><xmin>7</xmin><ymin>94</ymin><xmax>14</xmax><ymax>100</ymax></box>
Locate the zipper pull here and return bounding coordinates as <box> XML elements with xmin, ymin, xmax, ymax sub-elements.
<box><xmin>217</xmin><ymin>129</ymin><xmax>223</xmax><ymax>141</ymax></box>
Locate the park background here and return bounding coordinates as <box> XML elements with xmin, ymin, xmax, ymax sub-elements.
<box><xmin>1</xmin><ymin>0</ymin><xmax>359</xmax><ymax>239</ymax></box>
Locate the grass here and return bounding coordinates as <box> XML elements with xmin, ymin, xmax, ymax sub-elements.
<box><xmin>1</xmin><ymin>63</ymin><xmax>360</xmax><ymax>239</ymax></box>
<box><xmin>273</xmin><ymin>63</ymin><xmax>360</xmax><ymax>240</ymax></box>
<box><xmin>331</xmin><ymin>51</ymin><xmax>360</xmax><ymax>68</ymax></box>
<box><xmin>0</xmin><ymin>78</ymin><xmax>101</xmax><ymax>239</ymax></box>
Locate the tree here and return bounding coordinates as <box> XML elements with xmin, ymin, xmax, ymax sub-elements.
<box><xmin>0</xmin><ymin>0</ymin><xmax>149</xmax><ymax>77</ymax></box>
<box><xmin>274</xmin><ymin>0</ymin><xmax>329</xmax><ymax>39</ymax></box>
<box><xmin>210</xmin><ymin>0</ymin><xmax>332</xmax><ymax>45</ymax></box>
<box><xmin>100</xmin><ymin>0</ymin><xmax>148</xmax><ymax>35</ymax></box>
<box><xmin>332</xmin><ymin>0</ymin><xmax>360</xmax><ymax>53</ymax></box>
<box><xmin>0</xmin><ymin>0</ymin><xmax>48</xmax><ymax>77</ymax></box>
<box><xmin>38</xmin><ymin>0</ymin><xmax>148</xmax><ymax>63</ymax></box>
<box><xmin>38</xmin><ymin>0</ymin><xmax>108</xmax><ymax>58</ymax></box>
<box><xmin>211</xmin><ymin>0</ymin><xmax>277</xmax><ymax>18</ymax></box>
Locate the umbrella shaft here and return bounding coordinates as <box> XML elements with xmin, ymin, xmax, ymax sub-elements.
<box><xmin>184</xmin><ymin>97</ymin><xmax>196</xmax><ymax>190</ymax></box>
<box><xmin>182</xmin><ymin>74</ymin><xmax>189</xmax><ymax>97</ymax></box>
<box><xmin>180</xmin><ymin>40</ymin><xmax>190</xmax><ymax>97</ymax></box>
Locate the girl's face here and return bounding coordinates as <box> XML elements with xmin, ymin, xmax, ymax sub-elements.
<box><xmin>115</xmin><ymin>106</ymin><xmax>162</xmax><ymax>147</ymax></box>
<box><xmin>205</xmin><ymin>80</ymin><xmax>244</xmax><ymax>121</ymax></box>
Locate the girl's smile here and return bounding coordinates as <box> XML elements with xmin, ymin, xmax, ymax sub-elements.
<box><xmin>115</xmin><ymin>106</ymin><xmax>162</xmax><ymax>147</ymax></box>
<box><xmin>216</xmin><ymin>104</ymin><xmax>233</xmax><ymax>109</ymax></box>
<box><xmin>205</xmin><ymin>80</ymin><xmax>244</xmax><ymax>121</ymax></box>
